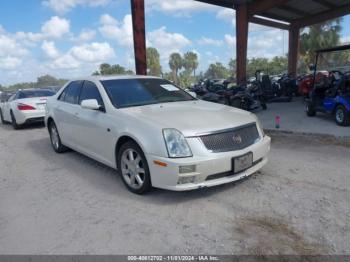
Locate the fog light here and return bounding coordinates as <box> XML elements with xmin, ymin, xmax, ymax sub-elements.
<box><xmin>178</xmin><ymin>176</ymin><xmax>196</xmax><ymax>184</ymax></box>
<box><xmin>179</xmin><ymin>165</ymin><xmax>196</xmax><ymax>174</ymax></box>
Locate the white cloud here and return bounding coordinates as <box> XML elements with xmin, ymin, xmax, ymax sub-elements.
<box><xmin>43</xmin><ymin>0</ymin><xmax>111</xmax><ymax>14</ymax></box>
<box><xmin>41</xmin><ymin>16</ymin><xmax>70</xmax><ymax>39</ymax></box>
<box><xmin>0</xmin><ymin>56</ymin><xmax>22</xmax><ymax>70</ymax></box>
<box><xmin>73</xmin><ymin>29</ymin><xmax>96</xmax><ymax>42</ymax></box>
<box><xmin>100</xmin><ymin>13</ymin><xmax>117</xmax><ymax>25</ymax></box>
<box><xmin>99</xmin><ymin>14</ymin><xmax>133</xmax><ymax>47</ymax></box>
<box><xmin>341</xmin><ymin>36</ymin><xmax>350</xmax><ymax>44</ymax></box>
<box><xmin>148</xmin><ymin>26</ymin><xmax>191</xmax><ymax>61</ymax></box>
<box><xmin>41</xmin><ymin>40</ymin><xmax>60</xmax><ymax>59</ymax></box>
<box><xmin>70</xmin><ymin>42</ymin><xmax>115</xmax><ymax>62</ymax></box>
<box><xmin>0</xmin><ymin>32</ymin><xmax>27</xmax><ymax>71</ymax></box>
<box><xmin>198</xmin><ymin>37</ymin><xmax>223</xmax><ymax>46</ymax></box>
<box><xmin>248</xmin><ymin>29</ymin><xmax>287</xmax><ymax>58</ymax></box>
<box><xmin>13</xmin><ymin>16</ymin><xmax>71</xmax><ymax>45</ymax></box>
<box><xmin>0</xmin><ymin>34</ymin><xmax>28</xmax><ymax>57</ymax></box>
<box><xmin>15</xmin><ymin>31</ymin><xmax>43</xmax><ymax>45</ymax></box>
<box><xmin>49</xmin><ymin>42</ymin><xmax>115</xmax><ymax>69</ymax></box>
<box><xmin>216</xmin><ymin>9</ymin><xmax>235</xmax><ymax>27</ymax></box>
<box><xmin>224</xmin><ymin>34</ymin><xmax>236</xmax><ymax>46</ymax></box>
<box><xmin>146</xmin><ymin>0</ymin><xmax>218</xmax><ymax>16</ymax></box>
<box><xmin>51</xmin><ymin>54</ymin><xmax>80</xmax><ymax>69</ymax></box>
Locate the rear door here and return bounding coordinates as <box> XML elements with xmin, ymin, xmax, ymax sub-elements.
<box><xmin>74</xmin><ymin>81</ymin><xmax>114</xmax><ymax>166</ymax></box>
<box><xmin>53</xmin><ymin>81</ymin><xmax>83</xmax><ymax>147</ymax></box>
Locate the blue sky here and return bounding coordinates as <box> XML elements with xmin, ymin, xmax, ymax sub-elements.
<box><xmin>0</xmin><ymin>0</ymin><xmax>350</xmax><ymax>85</ymax></box>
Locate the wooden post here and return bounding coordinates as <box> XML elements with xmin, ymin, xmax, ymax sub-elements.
<box><xmin>288</xmin><ymin>26</ymin><xmax>300</xmax><ymax>77</ymax></box>
<box><xmin>236</xmin><ymin>3</ymin><xmax>249</xmax><ymax>84</ymax></box>
<box><xmin>131</xmin><ymin>0</ymin><xmax>147</xmax><ymax>75</ymax></box>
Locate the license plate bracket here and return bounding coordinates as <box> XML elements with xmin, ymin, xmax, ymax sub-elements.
<box><xmin>232</xmin><ymin>152</ymin><xmax>253</xmax><ymax>174</ymax></box>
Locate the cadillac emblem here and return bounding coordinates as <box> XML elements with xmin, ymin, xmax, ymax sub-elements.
<box><xmin>232</xmin><ymin>134</ymin><xmax>242</xmax><ymax>144</ymax></box>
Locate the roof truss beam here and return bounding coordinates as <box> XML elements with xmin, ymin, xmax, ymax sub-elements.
<box><xmin>293</xmin><ymin>3</ymin><xmax>350</xmax><ymax>28</ymax></box>
<box><xmin>311</xmin><ymin>0</ymin><xmax>336</xmax><ymax>9</ymax></box>
<box><xmin>246</xmin><ymin>0</ymin><xmax>290</xmax><ymax>15</ymax></box>
<box><xmin>277</xmin><ymin>5</ymin><xmax>310</xmax><ymax>17</ymax></box>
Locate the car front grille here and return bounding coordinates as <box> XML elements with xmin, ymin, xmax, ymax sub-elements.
<box><xmin>199</xmin><ymin>123</ymin><xmax>260</xmax><ymax>152</ymax></box>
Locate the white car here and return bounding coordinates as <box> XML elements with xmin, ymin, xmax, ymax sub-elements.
<box><xmin>0</xmin><ymin>89</ymin><xmax>55</xmax><ymax>129</ymax></box>
<box><xmin>45</xmin><ymin>76</ymin><xmax>271</xmax><ymax>194</ymax></box>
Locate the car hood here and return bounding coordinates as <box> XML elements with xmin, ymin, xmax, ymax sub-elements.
<box><xmin>121</xmin><ymin>100</ymin><xmax>256</xmax><ymax>137</ymax></box>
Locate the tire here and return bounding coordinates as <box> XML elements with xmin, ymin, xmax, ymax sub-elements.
<box><xmin>334</xmin><ymin>105</ymin><xmax>350</xmax><ymax>126</ymax></box>
<box><xmin>48</xmin><ymin>121</ymin><xmax>68</xmax><ymax>153</ymax></box>
<box><xmin>10</xmin><ymin>111</ymin><xmax>20</xmax><ymax>130</ymax></box>
<box><xmin>306</xmin><ymin>102</ymin><xmax>316</xmax><ymax>117</ymax></box>
<box><xmin>117</xmin><ymin>141</ymin><xmax>151</xmax><ymax>194</ymax></box>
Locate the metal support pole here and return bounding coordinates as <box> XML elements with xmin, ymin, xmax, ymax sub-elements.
<box><xmin>236</xmin><ymin>3</ymin><xmax>249</xmax><ymax>85</ymax></box>
<box><xmin>131</xmin><ymin>0</ymin><xmax>147</xmax><ymax>75</ymax></box>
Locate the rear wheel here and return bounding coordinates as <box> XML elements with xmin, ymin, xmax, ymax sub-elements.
<box><xmin>117</xmin><ymin>141</ymin><xmax>151</xmax><ymax>194</ymax></box>
<box><xmin>10</xmin><ymin>111</ymin><xmax>20</xmax><ymax>130</ymax></box>
<box><xmin>335</xmin><ymin>105</ymin><xmax>350</xmax><ymax>126</ymax></box>
<box><xmin>306</xmin><ymin>102</ymin><xmax>316</xmax><ymax>117</ymax></box>
<box><xmin>49</xmin><ymin>121</ymin><xmax>68</xmax><ymax>153</ymax></box>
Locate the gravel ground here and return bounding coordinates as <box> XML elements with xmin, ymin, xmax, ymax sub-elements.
<box><xmin>0</xmin><ymin>123</ymin><xmax>349</xmax><ymax>255</ymax></box>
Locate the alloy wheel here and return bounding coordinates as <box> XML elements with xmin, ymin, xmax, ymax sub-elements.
<box><xmin>50</xmin><ymin>124</ymin><xmax>60</xmax><ymax>150</ymax></box>
<box><xmin>336</xmin><ymin>108</ymin><xmax>344</xmax><ymax>123</ymax></box>
<box><xmin>120</xmin><ymin>149</ymin><xmax>146</xmax><ymax>190</ymax></box>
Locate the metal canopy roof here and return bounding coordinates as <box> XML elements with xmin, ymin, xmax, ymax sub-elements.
<box><xmin>196</xmin><ymin>0</ymin><xmax>350</xmax><ymax>29</ymax></box>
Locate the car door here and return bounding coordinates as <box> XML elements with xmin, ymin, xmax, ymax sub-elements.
<box><xmin>53</xmin><ymin>81</ymin><xmax>83</xmax><ymax>147</ymax></box>
<box><xmin>75</xmin><ymin>80</ymin><xmax>114</xmax><ymax>166</ymax></box>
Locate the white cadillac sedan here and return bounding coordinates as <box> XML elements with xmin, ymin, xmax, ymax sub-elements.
<box><xmin>45</xmin><ymin>76</ymin><xmax>271</xmax><ymax>194</ymax></box>
<box><xmin>0</xmin><ymin>89</ymin><xmax>55</xmax><ymax>129</ymax></box>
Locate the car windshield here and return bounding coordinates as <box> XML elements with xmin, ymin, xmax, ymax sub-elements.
<box><xmin>101</xmin><ymin>78</ymin><xmax>196</xmax><ymax>108</ymax></box>
<box><xmin>18</xmin><ymin>89</ymin><xmax>55</xmax><ymax>99</ymax></box>
<box><xmin>317</xmin><ymin>49</ymin><xmax>350</xmax><ymax>74</ymax></box>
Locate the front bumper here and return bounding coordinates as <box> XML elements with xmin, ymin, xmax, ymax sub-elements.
<box><xmin>147</xmin><ymin>135</ymin><xmax>271</xmax><ymax>191</ymax></box>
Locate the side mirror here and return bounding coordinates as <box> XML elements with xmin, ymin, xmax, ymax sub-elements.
<box><xmin>309</xmin><ymin>64</ymin><xmax>315</xmax><ymax>71</ymax></box>
<box><xmin>188</xmin><ymin>91</ymin><xmax>197</xmax><ymax>98</ymax></box>
<box><xmin>81</xmin><ymin>99</ymin><xmax>101</xmax><ymax>110</ymax></box>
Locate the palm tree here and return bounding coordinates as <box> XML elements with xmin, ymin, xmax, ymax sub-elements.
<box><xmin>183</xmin><ymin>51</ymin><xmax>199</xmax><ymax>77</ymax></box>
<box><xmin>146</xmin><ymin>47</ymin><xmax>162</xmax><ymax>76</ymax></box>
<box><xmin>169</xmin><ymin>53</ymin><xmax>183</xmax><ymax>84</ymax></box>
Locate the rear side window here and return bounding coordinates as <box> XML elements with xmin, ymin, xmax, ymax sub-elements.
<box><xmin>79</xmin><ymin>81</ymin><xmax>104</xmax><ymax>106</ymax></box>
<box><xmin>59</xmin><ymin>81</ymin><xmax>83</xmax><ymax>104</ymax></box>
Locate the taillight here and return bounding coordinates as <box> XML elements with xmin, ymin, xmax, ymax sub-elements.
<box><xmin>17</xmin><ymin>103</ymin><xmax>36</xmax><ymax>110</ymax></box>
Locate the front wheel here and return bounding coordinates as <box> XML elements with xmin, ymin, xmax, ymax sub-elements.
<box><xmin>49</xmin><ymin>121</ymin><xmax>68</xmax><ymax>153</ymax></box>
<box><xmin>117</xmin><ymin>141</ymin><xmax>151</xmax><ymax>194</ymax></box>
<box><xmin>335</xmin><ymin>105</ymin><xmax>350</xmax><ymax>126</ymax></box>
<box><xmin>306</xmin><ymin>102</ymin><xmax>316</xmax><ymax>117</ymax></box>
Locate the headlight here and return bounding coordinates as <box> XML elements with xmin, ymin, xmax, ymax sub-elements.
<box><xmin>163</xmin><ymin>129</ymin><xmax>192</xmax><ymax>158</ymax></box>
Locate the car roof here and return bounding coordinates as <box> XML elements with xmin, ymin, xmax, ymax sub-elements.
<box><xmin>70</xmin><ymin>75</ymin><xmax>161</xmax><ymax>82</ymax></box>
<box><xmin>18</xmin><ymin>88</ymin><xmax>54</xmax><ymax>93</ymax></box>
